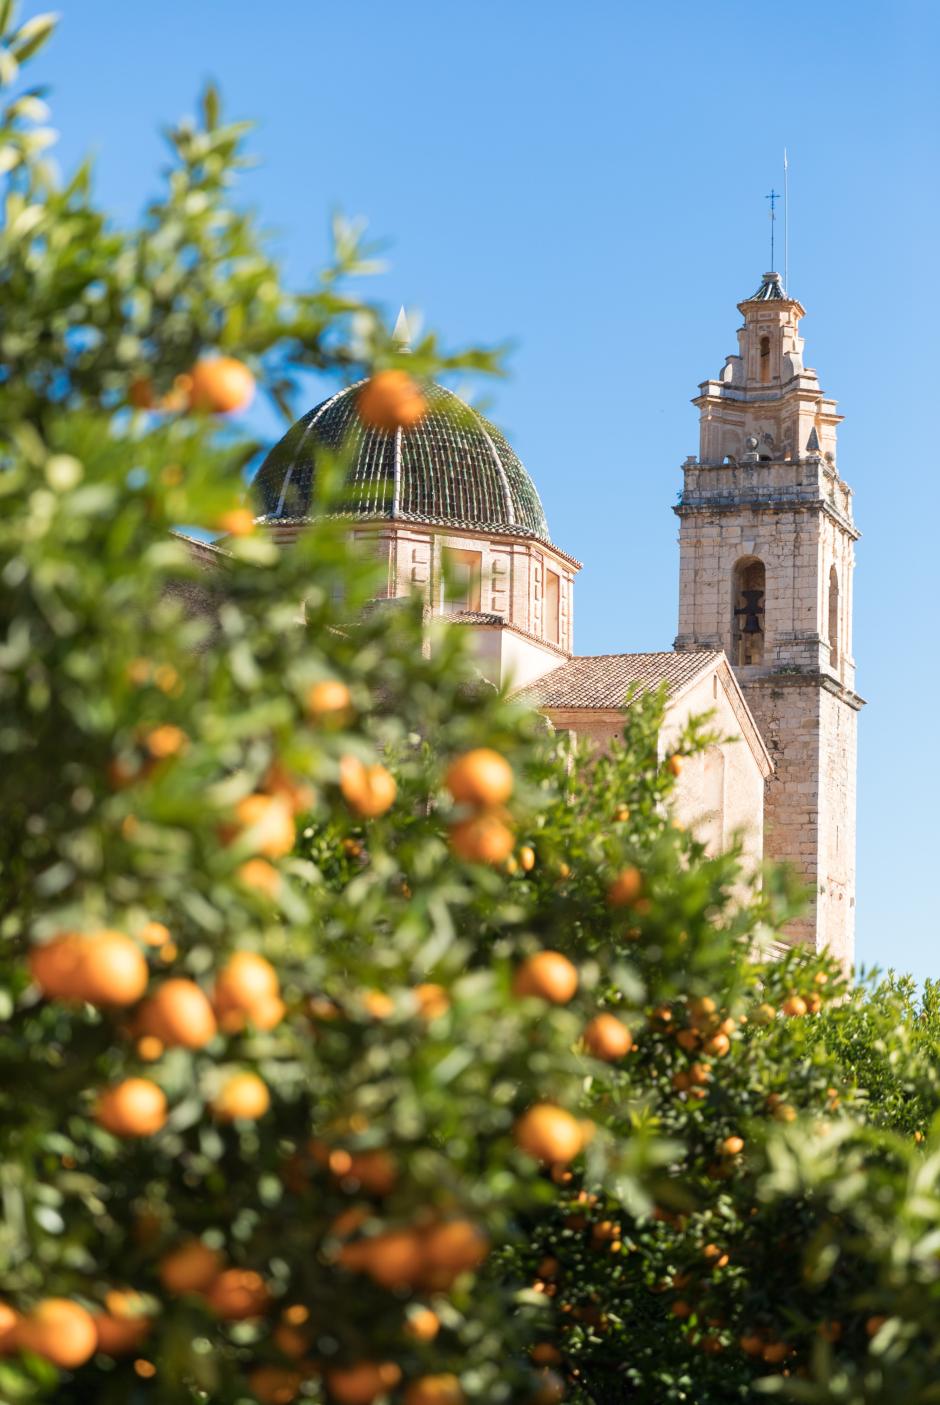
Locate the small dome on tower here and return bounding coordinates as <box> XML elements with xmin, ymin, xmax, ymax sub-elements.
<box><xmin>253</xmin><ymin>381</ymin><xmax>550</xmax><ymax>543</ymax></box>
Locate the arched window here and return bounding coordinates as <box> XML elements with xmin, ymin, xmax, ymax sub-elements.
<box><xmin>828</xmin><ymin>565</ymin><xmax>839</xmax><ymax>668</ymax></box>
<box><xmin>732</xmin><ymin>557</ymin><xmax>765</xmax><ymax>665</ymax></box>
<box><xmin>759</xmin><ymin>335</ymin><xmax>771</xmax><ymax>384</ymax></box>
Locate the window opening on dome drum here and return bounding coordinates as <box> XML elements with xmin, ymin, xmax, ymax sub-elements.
<box><xmin>544</xmin><ymin>567</ymin><xmax>560</xmax><ymax>645</ymax></box>
<box><xmin>733</xmin><ymin>558</ymin><xmax>765</xmax><ymax>665</ymax></box>
<box><xmin>440</xmin><ymin>547</ymin><xmax>482</xmax><ymax>615</ymax></box>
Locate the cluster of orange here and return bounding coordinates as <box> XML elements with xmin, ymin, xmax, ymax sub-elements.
<box><xmin>445</xmin><ymin>747</ymin><xmax>516</xmax><ymax>866</ymax></box>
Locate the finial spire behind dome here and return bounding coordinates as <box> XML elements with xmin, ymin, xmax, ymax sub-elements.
<box><xmin>392</xmin><ymin>306</ymin><xmax>412</xmax><ymax>351</ymax></box>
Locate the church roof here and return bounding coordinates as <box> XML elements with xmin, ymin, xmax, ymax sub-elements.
<box><xmin>252</xmin><ymin>381</ymin><xmax>551</xmax><ymax>544</ymax></box>
<box><xmin>744</xmin><ymin>271</ymin><xmax>789</xmax><ymax>302</ymax></box>
<box><xmin>513</xmin><ymin>650</ymin><xmax>722</xmax><ymax>710</ymax></box>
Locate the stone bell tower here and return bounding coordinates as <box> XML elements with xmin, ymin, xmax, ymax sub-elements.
<box><xmin>674</xmin><ymin>272</ymin><xmax>862</xmax><ymax>966</ymax></box>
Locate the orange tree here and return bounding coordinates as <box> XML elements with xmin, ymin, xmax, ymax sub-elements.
<box><xmin>3</xmin><ymin>12</ymin><xmax>940</xmax><ymax>1405</ymax></box>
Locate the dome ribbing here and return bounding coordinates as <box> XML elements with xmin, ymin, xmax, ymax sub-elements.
<box><xmin>252</xmin><ymin>381</ymin><xmax>550</xmax><ymax>542</ymax></box>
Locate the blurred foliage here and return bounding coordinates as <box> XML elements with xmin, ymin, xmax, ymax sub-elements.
<box><xmin>1</xmin><ymin>10</ymin><xmax>939</xmax><ymax>1405</ymax></box>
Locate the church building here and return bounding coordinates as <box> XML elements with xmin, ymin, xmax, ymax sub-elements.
<box><xmin>242</xmin><ymin>273</ymin><xmax>862</xmax><ymax>967</ymax></box>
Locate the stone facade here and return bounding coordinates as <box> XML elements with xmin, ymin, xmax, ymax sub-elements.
<box><xmin>674</xmin><ymin>273</ymin><xmax>862</xmax><ymax>965</ymax></box>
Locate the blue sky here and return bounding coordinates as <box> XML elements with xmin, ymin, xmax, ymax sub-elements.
<box><xmin>34</xmin><ymin>1</ymin><xmax>939</xmax><ymax>981</ymax></box>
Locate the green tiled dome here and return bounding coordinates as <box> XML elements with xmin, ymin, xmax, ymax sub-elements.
<box><xmin>253</xmin><ymin>381</ymin><xmax>550</xmax><ymax>542</ymax></box>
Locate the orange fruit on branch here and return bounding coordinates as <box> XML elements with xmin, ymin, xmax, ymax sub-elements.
<box><xmin>513</xmin><ymin>951</ymin><xmax>578</xmax><ymax>1004</ymax></box>
<box><xmin>96</xmin><ymin>1079</ymin><xmax>167</xmax><ymax>1137</ymax></box>
<box><xmin>358</xmin><ymin>370</ymin><xmax>426</xmax><ymax>432</ymax></box>
<box><xmin>249</xmin><ymin>1366</ymin><xmax>304</xmax><ymax>1404</ymax></box>
<box><xmin>444</xmin><ymin>748</ymin><xmax>513</xmax><ymax>808</ymax></box>
<box><xmin>233</xmin><ymin>794</ymin><xmax>296</xmax><ymax>858</ymax></box>
<box><xmin>606</xmin><ymin>867</ymin><xmax>643</xmax><ymax>907</ymax></box>
<box><xmin>138</xmin><ymin>978</ymin><xmax>217</xmax><ymax>1049</ymax></box>
<box><xmin>159</xmin><ymin>1240</ymin><xmax>223</xmax><ymax>1295</ymax></box>
<box><xmin>584</xmin><ymin>1013</ymin><xmax>633</xmax><ymax>1061</ymax></box>
<box><xmin>448</xmin><ymin>811</ymin><xmax>514</xmax><ymax>865</ymax></box>
<box><xmin>514</xmin><ymin>1105</ymin><xmax>584</xmax><ymax>1165</ymax></box>
<box><xmin>211</xmin><ymin>1071</ymin><xmax>270</xmax><ymax>1123</ymax></box>
<box><xmin>93</xmin><ymin>1290</ymin><xmax>151</xmax><ymax>1356</ymax></box>
<box><xmin>339</xmin><ymin>756</ymin><xmax>397</xmax><ymax>818</ymax></box>
<box><xmin>307</xmin><ymin>679</ymin><xmax>352</xmax><ymax>721</ymax></box>
<box><xmin>205</xmin><ymin>1268</ymin><xmax>270</xmax><ymax>1320</ymax></box>
<box><xmin>214</xmin><ymin>952</ymin><xmax>280</xmax><ymax>1015</ymax></box>
<box><xmin>28</xmin><ymin>933</ymin><xmax>86</xmax><ymax>1000</ymax></box>
<box><xmin>18</xmin><ymin>1299</ymin><xmax>97</xmax><ymax>1369</ymax></box>
<box><xmin>326</xmin><ymin>1361</ymin><xmax>402</xmax><ymax>1404</ymax></box>
<box><xmin>188</xmin><ymin>356</ymin><xmax>255</xmax><ymax>414</ymax></box>
<box><xmin>404</xmin><ymin>1307</ymin><xmax>440</xmax><ymax>1342</ymax></box>
<box><xmin>404</xmin><ymin>1375</ymin><xmax>464</xmax><ymax>1405</ymax></box>
<box><xmin>413</xmin><ymin>983</ymin><xmax>450</xmax><ymax>1021</ymax></box>
<box><xmin>0</xmin><ymin>1302</ymin><xmax>19</xmax><ymax>1355</ymax></box>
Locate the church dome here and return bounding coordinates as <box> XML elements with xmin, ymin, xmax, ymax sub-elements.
<box><xmin>253</xmin><ymin>380</ymin><xmax>550</xmax><ymax>543</ymax></box>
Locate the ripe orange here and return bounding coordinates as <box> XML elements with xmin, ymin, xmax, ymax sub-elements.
<box><xmin>532</xmin><ymin>1370</ymin><xmax>565</xmax><ymax>1405</ymax></box>
<box><xmin>514</xmin><ymin>1105</ymin><xmax>584</xmax><ymax>1165</ymax></box>
<box><xmin>188</xmin><ymin>356</ymin><xmax>255</xmax><ymax>415</ymax></box>
<box><xmin>405</xmin><ymin>1307</ymin><xmax>440</xmax><ymax>1342</ymax></box>
<box><xmin>704</xmin><ymin>1032</ymin><xmax>731</xmax><ymax>1057</ymax></box>
<box><xmin>205</xmin><ymin>1268</ymin><xmax>270</xmax><ymax>1320</ymax></box>
<box><xmin>671</xmin><ymin>1300</ymin><xmax>692</xmax><ymax>1319</ymax></box>
<box><xmin>404</xmin><ymin>1375</ymin><xmax>464</xmax><ymax>1405</ymax></box>
<box><xmin>359</xmin><ymin>1229</ymin><xmax>426</xmax><ymax>1290</ymax></box>
<box><xmin>326</xmin><ymin>1361</ymin><xmax>402</xmax><ymax>1404</ymax></box>
<box><xmin>584</xmin><ymin>1013</ymin><xmax>633</xmax><ymax>1061</ymax></box>
<box><xmin>357</xmin><ymin>370</ymin><xmax>426</xmax><ymax>432</ymax></box>
<box><xmin>761</xmin><ymin>1341</ymin><xmax>789</xmax><ymax>1364</ymax></box>
<box><xmin>772</xmin><ymin>1102</ymin><xmax>797</xmax><ymax>1124</ymax></box>
<box><xmin>246</xmin><ymin>995</ymin><xmax>286</xmax><ymax>1031</ymax></box>
<box><xmin>79</xmin><ymin>930</ymin><xmax>150</xmax><ymax>1006</ymax></box>
<box><xmin>217</xmin><ymin>508</ymin><xmax>255</xmax><ymax>538</ymax></box>
<box><xmin>139</xmin><ymin>979</ymin><xmax>217</xmax><ymax>1049</ymax></box>
<box><xmin>248</xmin><ymin>1366</ymin><xmax>303</xmax><ymax>1404</ymax></box>
<box><xmin>28</xmin><ymin>933</ymin><xmax>87</xmax><ymax>1000</ymax></box>
<box><xmin>666</xmin><ymin>754</ymin><xmax>683</xmax><ymax>777</ymax></box>
<box><xmin>96</xmin><ymin>1079</ymin><xmax>167</xmax><ymax>1137</ymax></box>
<box><xmin>143</xmin><ymin>724</ymin><xmax>187</xmax><ymax>759</ymax></box>
<box><xmin>158</xmin><ymin>1240</ymin><xmax>223</xmax><ymax>1295</ymax></box>
<box><xmin>448</xmin><ymin>812</ymin><xmax>514</xmax><ymax>865</ymax></box>
<box><xmin>721</xmin><ymin>1135</ymin><xmax>745</xmax><ymax>1156</ymax></box>
<box><xmin>18</xmin><ymin>1299</ymin><xmax>98</xmax><ymax>1368</ymax></box>
<box><xmin>531</xmin><ymin>1343</ymin><xmax>562</xmax><ymax>1366</ymax></box>
<box><xmin>0</xmin><ymin>1302</ymin><xmax>19</xmax><ymax>1354</ymax></box>
<box><xmin>211</xmin><ymin>1072</ymin><xmax>270</xmax><ymax>1122</ymax></box>
<box><xmin>264</xmin><ymin>761</ymin><xmax>316</xmax><ymax>816</ymax></box>
<box><xmin>273</xmin><ymin>1322</ymin><xmax>310</xmax><ymax>1358</ymax></box>
<box><xmin>444</xmin><ymin>749</ymin><xmax>513</xmax><ymax>807</ymax></box>
<box><xmin>343</xmin><ymin>1149</ymin><xmax>398</xmax><ymax>1196</ymax></box>
<box><xmin>215</xmin><ymin>951</ymin><xmax>279</xmax><ymax>1009</ymax></box>
<box><xmin>607</xmin><ymin>867</ymin><xmax>643</xmax><ymax>907</ymax></box>
<box><xmin>422</xmin><ymin>1220</ymin><xmax>489</xmax><ymax>1284</ymax></box>
<box><xmin>413</xmin><ymin>983</ymin><xmax>450</xmax><ymax>1021</ymax></box>
<box><xmin>739</xmin><ymin>1333</ymin><xmax>764</xmax><ymax>1357</ymax></box>
<box><xmin>513</xmin><ymin>951</ymin><xmax>578</xmax><ymax>1004</ymax></box>
<box><xmin>307</xmin><ymin>679</ymin><xmax>352</xmax><ymax>720</ymax></box>
<box><xmin>362</xmin><ymin>989</ymin><xmax>394</xmax><ymax>1019</ymax></box>
<box><xmin>339</xmin><ymin>756</ymin><xmax>397</xmax><ymax>818</ymax></box>
<box><xmin>93</xmin><ymin>1290</ymin><xmax>151</xmax><ymax>1355</ymax></box>
<box><xmin>237</xmin><ymin>858</ymin><xmax>281</xmax><ymax>898</ymax></box>
<box><xmin>519</xmin><ymin>845</ymin><xmax>536</xmax><ymax>872</ymax></box>
<box><xmin>234</xmin><ymin>793</ymin><xmax>296</xmax><ymax>858</ymax></box>
<box><xmin>781</xmin><ymin>995</ymin><xmax>807</xmax><ymax>1017</ymax></box>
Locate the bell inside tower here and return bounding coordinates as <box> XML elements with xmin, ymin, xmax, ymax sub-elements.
<box><xmin>733</xmin><ymin>558</ymin><xmax>765</xmax><ymax>665</ymax></box>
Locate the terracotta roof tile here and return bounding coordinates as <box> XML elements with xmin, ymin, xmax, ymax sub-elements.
<box><xmin>513</xmin><ymin>651</ymin><xmax>722</xmax><ymax>710</ymax></box>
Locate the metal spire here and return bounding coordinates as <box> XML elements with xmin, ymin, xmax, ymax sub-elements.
<box><xmin>392</xmin><ymin>305</ymin><xmax>412</xmax><ymax>352</ymax></box>
<box><xmin>765</xmin><ymin>188</ymin><xmax>780</xmax><ymax>272</ymax></box>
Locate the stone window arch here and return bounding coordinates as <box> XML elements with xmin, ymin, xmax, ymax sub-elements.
<box><xmin>759</xmin><ymin>335</ymin><xmax>771</xmax><ymax>384</ymax></box>
<box><xmin>732</xmin><ymin>556</ymin><xmax>765</xmax><ymax>665</ymax></box>
<box><xmin>828</xmin><ymin>565</ymin><xmax>840</xmax><ymax>668</ymax></box>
